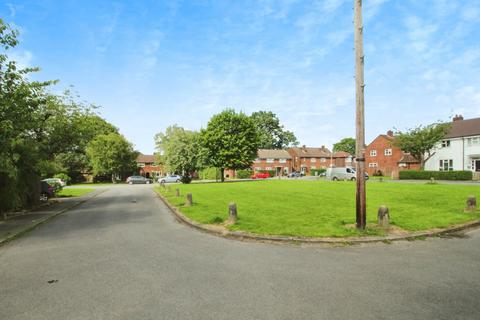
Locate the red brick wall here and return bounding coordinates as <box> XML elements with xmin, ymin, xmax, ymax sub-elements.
<box><xmin>365</xmin><ymin>135</ymin><xmax>403</xmax><ymax>176</ymax></box>
<box><xmin>252</xmin><ymin>159</ymin><xmax>293</xmax><ymax>175</ymax></box>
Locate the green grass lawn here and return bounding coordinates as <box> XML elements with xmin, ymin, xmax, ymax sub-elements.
<box><xmin>156</xmin><ymin>180</ymin><xmax>480</xmax><ymax>238</ymax></box>
<box><xmin>56</xmin><ymin>188</ymin><xmax>95</xmax><ymax>198</ymax></box>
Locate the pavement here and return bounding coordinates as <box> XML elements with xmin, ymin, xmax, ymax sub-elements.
<box><xmin>0</xmin><ymin>184</ymin><xmax>479</xmax><ymax>320</ymax></box>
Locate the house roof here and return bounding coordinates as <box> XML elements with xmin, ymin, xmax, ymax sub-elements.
<box><xmin>445</xmin><ymin>117</ymin><xmax>480</xmax><ymax>138</ymax></box>
<box><xmin>136</xmin><ymin>154</ymin><xmax>156</xmax><ymax>163</ymax></box>
<box><xmin>257</xmin><ymin>149</ymin><xmax>292</xmax><ymax>159</ymax></box>
<box><xmin>398</xmin><ymin>153</ymin><xmax>419</xmax><ymax>164</ymax></box>
<box><xmin>333</xmin><ymin>151</ymin><xmax>352</xmax><ymax>158</ymax></box>
<box><xmin>289</xmin><ymin>146</ymin><xmax>331</xmax><ymax>158</ymax></box>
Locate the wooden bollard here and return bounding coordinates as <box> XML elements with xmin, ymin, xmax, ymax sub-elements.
<box><xmin>466</xmin><ymin>196</ymin><xmax>477</xmax><ymax>212</ymax></box>
<box><xmin>175</xmin><ymin>188</ymin><xmax>180</xmax><ymax>197</ymax></box>
<box><xmin>378</xmin><ymin>205</ymin><xmax>389</xmax><ymax>228</ymax></box>
<box><xmin>186</xmin><ymin>193</ymin><xmax>193</xmax><ymax>206</ymax></box>
<box><xmin>228</xmin><ymin>202</ymin><xmax>238</xmax><ymax>224</ymax></box>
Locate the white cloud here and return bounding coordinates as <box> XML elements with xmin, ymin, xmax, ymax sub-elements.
<box><xmin>9</xmin><ymin>50</ymin><xmax>33</xmax><ymax>69</ymax></box>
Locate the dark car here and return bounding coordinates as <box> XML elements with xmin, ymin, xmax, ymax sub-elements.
<box><xmin>288</xmin><ymin>171</ymin><xmax>304</xmax><ymax>178</ymax></box>
<box><xmin>40</xmin><ymin>181</ymin><xmax>55</xmax><ymax>202</ymax></box>
<box><xmin>126</xmin><ymin>176</ymin><xmax>153</xmax><ymax>184</ymax></box>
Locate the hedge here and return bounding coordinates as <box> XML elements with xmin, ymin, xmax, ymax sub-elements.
<box><xmin>399</xmin><ymin>170</ymin><xmax>473</xmax><ymax>181</ymax></box>
<box><xmin>236</xmin><ymin>169</ymin><xmax>253</xmax><ymax>179</ymax></box>
<box><xmin>310</xmin><ymin>168</ymin><xmax>327</xmax><ymax>176</ymax></box>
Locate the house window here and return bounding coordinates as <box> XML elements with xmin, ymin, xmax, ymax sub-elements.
<box><xmin>266</xmin><ymin>158</ymin><xmax>274</xmax><ymax>163</ymax></box>
<box><xmin>384</xmin><ymin>149</ymin><xmax>392</xmax><ymax>156</ymax></box>
<box><xmin>439</xmin><ymin>159</ymin><xmax>453</xmax><ymax>171</ymax></box>
<box><xmin>311</xmin><ymin>166</ymin><xmax>316</xmax><ymax>169</ymax></box>
<box><xmin>441</xmin><ymin>140</ymin><xmax>451</xmax><ymax>148</ymax></box>
<box><xmin>370</xmin><ymin>150</ymin><xmax>377</xmax><ymax>157</ymax></box>
<box><xmin>255</xmin><ymin>167</ymin><xmax>262</xmax><ymax>171</ymax></box>
<box><xmin>311</xmin><ymin>158</ymin><xmax>317</xmax><ymax>163</ymax></box>
<box><xmin>265</xmin><ymin>167</ymin><xmax>272</xmax><ymax>171</ymax></box>
<box><xmin>467</xmin><ymin>137</ymin><xmax>480</xmax><ymax>146</ymax></box>
<box><xmin>279</xmin><ymin>159</ymin><xmax>287</xmax><ymax>163</ymax></box>
<box><xmin>368</xmin><ymin>163</ymin><xmax>378</xmax><ymax>168</ymax></box>
<box><xmin>254</xmin><ymin>158</ymin><xmax>261</xmax><ymax>163</ymax></box>
<box><xmin>137</xmin><ymin>163</ymin><xmax>145</xmax><ymax>167</ymax></box>
<box><xmin>320</xmin><ymin>158</ymin><xmax>326</xmax><ymax>163</ymax></box>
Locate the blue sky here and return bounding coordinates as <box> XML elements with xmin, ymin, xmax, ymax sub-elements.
<box><xmin>2</xmin><ymin>0</ymin><xmax>480</xmax><ymax>154</ymax></box>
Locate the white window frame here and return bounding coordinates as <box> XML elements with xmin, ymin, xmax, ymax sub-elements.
<box><xmin>311</xmin><ymin>158</ymin><xmax>317</xmax><ymax>163</ymax></box>
<box><xmin>320</xmin><ymin>158</ymin><xmax>326</xmax><ymax>163</ymax></box>
<box><xmin>265</xmin><ymin>167</ymin><xmax>272</xmax><ymax>171</ymax></box>
<box><xmin>266</xmin><ymin>158</ymin><xmax>274</xmax><ymax>163</ymax></box>
<box><xmin>255</xmin><ymin>167</ymin><xmax>262</xmax><ymax>171</ymax></box>
<box><xmin>311</xmin><ymin>165</ymin><xmax>316</xmax><ymax>169</ymax></box>
<box><xmin>370</xmin><ymin>150</ymin><xmax>377</xmax><ymax>157</ymax></box>
<box><xmin>279</xmin><ymin>158</ymin><xmax>287</xmax><ymax>164</ymax></box>
<box><xmin>384</xmin><ymin>149</ymin><xmax>392</xmax><ymax>156</ymax></box>
<box><xmin>441</xmin><ymin>140</ymin><xmax>451</xmax><ymax>148</ymax></box>
<box><xmin>368</xmin><ymin>163</ymin><xmax>378</xmax><ymax>168</ymax></box>
<box><xmin>439</xmin><ymin>159</ymin><xmax>453</xmax><ymax>171</ymax></box>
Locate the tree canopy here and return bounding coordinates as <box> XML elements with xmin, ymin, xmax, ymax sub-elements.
<box><xmin>394</xmin><ymin>122</ymin><xmax>451</xmax><ymax>169</ymax></box>
<box><xmin>201</xmin><ymin>109</ymin><xmax>259</xmax><ymax>182</ymax></box>
<box><xmin>155</xmin><ymin>125</ymin><xmax>203</xmax><ymax>182</ymax></box>
<box><xmin>333</xmin><ymin>137</ymin><xmax>355</xmax><ymax>155</ymax></box>
<box><xmin>86</xmin><ymin>133</ymin><xmax>138</xmax><ymax>182</ymax></box>
<box><xmin>250</xmin><ymin>111</ymin><xmax>298</xmax><ymax>149</ymax></box>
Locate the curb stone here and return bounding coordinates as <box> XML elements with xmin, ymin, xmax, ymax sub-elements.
<box><xmin>0</xmin><ymin>189</ymin><xmax>106</xmax><ymax>247</ymax></box>
<box><xmin>154</xmin><ymin>189</ymin><xmax>480</xmax><ymax>245</ymax></box>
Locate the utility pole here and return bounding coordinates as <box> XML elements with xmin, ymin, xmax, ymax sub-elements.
<box><xmin>354</xmin><ymin>0</ymin><xmax>366</xmax><ymax>229</ymax></box>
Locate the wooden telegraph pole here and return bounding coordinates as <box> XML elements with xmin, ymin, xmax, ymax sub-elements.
<box><xmin>354</xmin><ymin>0</ymin><xmax>366</xmax><ymax>229</ymax></box>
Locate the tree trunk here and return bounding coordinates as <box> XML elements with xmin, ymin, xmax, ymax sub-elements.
<box><xmin>111</xmin><ymin>173</ymin><xmax>116</xmax><ymax>184</ymax></box>
<box><xmin>220</xmin><ymin>168</ymin><xmax>225</xmax><ymax>182</ymax></box>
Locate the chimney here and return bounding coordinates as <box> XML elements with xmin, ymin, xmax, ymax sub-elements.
<box><xmin>302</xmin><ymin>145</ymin><xmax>306</xmax><ymax>149</ymax></box>
<box><xmin>387</xmin><ymin>130</ymin><xmax>394</xmax><ymax>137</ymax></box>
<box><xmin>321</xmin><ymin>145</ymin><xmax>325</xmax><ymax>149</ymax></box>
<box><xmin>453</xmin><ymin>114</ymin><xmax>464</xmax><ymax>121</ymax></box>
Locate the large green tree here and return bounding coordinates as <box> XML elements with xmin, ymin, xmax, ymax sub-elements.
<box><xmin>86</xmin><ymin>133</ymin><xmax>138</xmax><ymax>183</ymax></box>
<box><xmin>250</xmin><ymin>111</ymin><xmax>298</xmax><ymax>149</ymax></box>
<box><xmin>155</xmin><ymin>125</ymin><xmax>203</xmax><ymax>183</ymax></box>
<box><xmin>333</xmin><ymin>137</ymin><xmax>355</xmax><ymax>155</ymax></box>
<box><xmin>201</xmin><ymin>109</ymin><xmax>259</xmax><ymax>182</ymax></box>
<box><xmin>394</xmin><ymin>122</ymin><xmax>451</xmax><ymax>169</ymax></box>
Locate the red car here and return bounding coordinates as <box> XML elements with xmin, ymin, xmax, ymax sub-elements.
<box><xmin>251</xmin><ymin>172</ymin><xmax>270</xmax><ymax>179</ymax></box>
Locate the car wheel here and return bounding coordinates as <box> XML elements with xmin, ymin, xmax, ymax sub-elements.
<box><xmin>332</xmin><ymin>177</ymin><xmax>338</xmax><ymax>181</ymax></box>
<box><xmin>351</xmin><ymin>177</ymin><xmax>356</xmax><ymax>181</ymax></box>
<box><xmin>129</xmin><ymin>181</ymin><xmax>133</xmax><ymax>185</ymax></box>
<box><xmin>40</xmin><ymin>193</ymin><xmax>48</xmax><ymax>202</ymax></box>
<box><xmin>146</xmin><ymin>180</ymin><xmax>150</xmax><ymax>184</ymax></box>
<box><xmin>176</xmin><ymin>179</ymin><xmax>180</xmax><ymax>183</ymax></box>
<box><xmin>160</xmin><ymin>180</ymin><xmax>165</xmax><ymax>184</ymax></box>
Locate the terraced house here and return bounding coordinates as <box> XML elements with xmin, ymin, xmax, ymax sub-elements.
<box><xmin>252</xmin><ymin>149</ymin><xmax>293</xmax><ymax>176</ymax></box>
<box><xmin>425</xmin><ymin>115</ymin><xmax>480</xmax><ymax>179</ymax></box>
<box><xmin>136</xmin><ymin>154</ymin><xmax>164</xmax><ymax>179</ymax></box>
<box><xmin>288</xmin><ymin>146</ymin><xmax>353</xmax><ymax>175</ymax></box>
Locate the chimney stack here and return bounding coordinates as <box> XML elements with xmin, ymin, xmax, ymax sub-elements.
<box><xmin>453</xmin><ymin>114</ymin><xmax>464</xmax><ymax>121</ymax></box>
<box><xmin>387</xmin><ymin>130</ymin><xmax>394</xmax><ymax>137</ymax></box>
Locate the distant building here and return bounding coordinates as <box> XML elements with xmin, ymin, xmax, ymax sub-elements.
<box><xmin>365</xmin><ymin>130</ymin><xmax>420</xmax><ymax>177</ymax></box>
<box><xmin>252</xmin><ymin>149</ymin><xmax>293</xmax><ymax>176</ymax></box>
<box><xmin>287</xmin><ymin>146</ymin><xmax>353</xmax><ymax>175</ymax></box>
<box><xmin>425</xmin><ymin>115</ymin><xmax>480</xmax><ymax>178</ymax></box>
<box><xmin>136</xmin><ymin>154</ymin><xmax>164</xmax><ymax>179</ymax></box>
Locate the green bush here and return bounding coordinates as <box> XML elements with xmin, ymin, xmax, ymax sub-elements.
<box><xmin>181</xmin><ymin>175</ymin><xmax>192</xmax><ymax>184</ymax></box>
<box><xmin>310</xmin><ymin>168</ymin><xmax>327</xmax><ymax>176</ymax></box>
<box><xmin>54</xmin><ymin>173</ymin><xmax>71</xmax><ymax>185</ymax></box>
<box><xmin>236</xmin><ymin>169</ymin><xmax>253</xmax><ymax>179</ymax></box>
<box><xmin>198</xmin><ymin>167</ymin><xmax>220</xmax><ymax>180</ymax></box>
<box><xmin>399</xmin><ymin>170</ymin><xmax>472</xmax><ymax>181</ymax></box>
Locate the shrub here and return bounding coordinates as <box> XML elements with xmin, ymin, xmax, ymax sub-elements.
<box><xmin>180</xmin><ymin>175</ymin><xmax>193</xmax><ymax>184</ymax></box>
<box><xmin>236</xmin><ymin>169</ymin><xmax>253</xmax><ymax>179</ymax></box>
<box><xmin>310</xmin><ymin>168</ymin><xmax>327</xmax><ymax>176</ymax></box>
<box><xmin>399</xmin><ymin>170</ymin><xmax>472</xmax><ymax>181</ymax></box>
<box><xmin>372</xmin><ymin>170</ymin><xmax>383</xmax><ymax>177</ymax></box>
<box><xmin>54</xmin><ymin>173</ymin><xmax>71</xmax><ymax>185</ymax></box>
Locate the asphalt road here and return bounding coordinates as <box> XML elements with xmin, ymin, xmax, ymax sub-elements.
<box><xmin>1</xmin><ymin>185</ymin><xmax>479</xmax><ymax>320</ymax></box>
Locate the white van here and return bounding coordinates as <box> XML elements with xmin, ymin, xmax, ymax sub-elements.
<box><xmin>326</xmin><ymin>167</ymin><xmax>369</xmax><ymax>181</ymax></box>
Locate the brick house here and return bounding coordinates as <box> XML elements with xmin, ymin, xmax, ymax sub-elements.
<box><xmin>252</xmin><ymin>149</ymin><xmax>293</xmax><ymax>176</ymax></box>
<box><xmin>365</xmin><ymin>131</ymin><xmax>420</xmax><ymax>177</ymax></box>
<box><xmin>136</xmin><ymin>154</ymin><xmax>164</xmax><ymax>179</ymax></box>
<box><xmin>287</xmin><ymin>146</ymin><xmax>353</xmax><ymax>175</ymax></box>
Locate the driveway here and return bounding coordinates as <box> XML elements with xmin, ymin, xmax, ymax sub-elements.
<box><xmin>1</xmin><ymin>185</ymin><xmax>479</xmax><ymax>320</ymax></box>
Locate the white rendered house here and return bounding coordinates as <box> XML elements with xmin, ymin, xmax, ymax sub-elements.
<box><xmin>424</xmin><ymin>116</ymin><xmax>480</xmax><ymax>175</ymax></box>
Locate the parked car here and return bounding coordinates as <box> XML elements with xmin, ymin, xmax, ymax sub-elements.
<box><xmin>287</xmin><ymin>171</ymin><xmax>304</xmax><ymax>178</ymax></box>
<box><xmin>43</xmin><ymin>178</ymin><xmax>66</xmax><ymax>187</ymax></box>
<box><xmin>40</xmin><ymin>181</ymin><xmax>55</xmax><ymax>202</ymax></box>
<box><xmin>126</xmin><ymin>176</ymin><xmax>153</xmax><ymax>184</ymax></box>
<box><xmin>158</xmin><ymin>175</ymin><xmax>182</xmax><ymax>184</ymax></box>
<box><xmin>251</xmin><ymin>172</ymin><xmax>270</xmax><ymax>179</ymax></box>
<box><xmin>326</xmin><ymin>167</ymin><xmax>369</xmax><ymax>181</ymax></box>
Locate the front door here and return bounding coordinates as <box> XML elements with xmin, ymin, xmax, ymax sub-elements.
<box><xmin>276</xmin><ymin>167</ymin><xmax>282</xmax><ymax>176</ymax></box>
<box><xmin>476</xmin><ymin>160</ymin><xmax>480</xmax><ymax>172</ymax></box>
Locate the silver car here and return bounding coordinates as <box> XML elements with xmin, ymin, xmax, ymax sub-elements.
<box><xmin>158</xmin><ymin>175</ymin><xmax>182</xmax><ymax>183</ymax></box>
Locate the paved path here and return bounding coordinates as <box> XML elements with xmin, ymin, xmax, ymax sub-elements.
<box><xmin>1</xmin><ymin>185</ymin><xmax>479</xmax><ymax>320</ymax></box>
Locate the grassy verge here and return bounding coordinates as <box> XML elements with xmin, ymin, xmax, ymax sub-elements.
<box><xmin>156</xmin><ymin>180</ymin><xmax>480</xmax><ymax>238</ymax></box>
<box><xmin>56</xmin><ymin>188</ymin><xmax>95</xmax><ymax>198</ymax></box>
